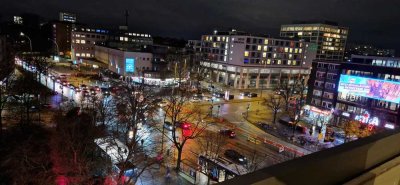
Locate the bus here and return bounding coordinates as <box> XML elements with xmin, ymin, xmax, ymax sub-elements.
<box><xmin>198</xmin><ymin>154</ymin><xmax>248</xmax><ymax>183</ymax></box>
<box><xmin>94</xmin><ymin>137</ymin><xmax>136</xmax><ymax>182</ymax></box>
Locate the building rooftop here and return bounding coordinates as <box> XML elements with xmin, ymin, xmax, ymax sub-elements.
<box><xmin>220</xmin><ymin>129</ymin><xmax>400</xmax><ymax>185</ymax></box>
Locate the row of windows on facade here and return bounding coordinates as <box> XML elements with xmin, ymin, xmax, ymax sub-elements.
<box><xmin>74</xmin><ymin>34</ymin><xmax>106</xmax><ymax>39</ymax></box>
<box><xmin>345</xmin><ymin>70</ymin><xmax>400</xmax><ymax>82</ymax></box>
<box><xmin>72</xmin><ymin>46</ymin><xmax>94</xmax><ymax>50</ymax></box>
<box><xmin>337</xmin><ymin>98</ymin><xmax>399</xmax><ymax>112</ymax></box>
<box><xmin>76</xmin><ymin>53</ymin><xmax>93</xmax><ymax>57</ymax></box>
<box><xmin>244</xmin><ymin>51</ymin><xmax>302</xmax><ymax>59</ymax></box>
<box><xmin>244</xmin><ymin>58</ymin><xmax>300</xmax><ymax>66</ymax></box>
<box><xmin>336</xmin><ymin>103</ymin><xmax>397</xmax><ymax>123</ymax></box>
<box><xmin>280</xmin><ymin>26</ymin><xmax>348</xmax><ymax>34</ymax></box>
<box><xmin>245</xmin><ymin>45</ymin><xmax>303</xmax><ymax>53</ymax></box>
<box><xmin>314</xmin><ymin>81</ymin><xmax>336</xmax><ymax>89</ymax></box>
<box><xmin>311</xmin><ymin>98</ymin><xmax>333</xmax><ymax>109</ymax></box>
<box><xmin>281</xmin><ymin>32</ymin><xmax>348</xmax><ymax>40</ymax></box>
<box><xmin>316</xmin><ymin>71</ymin><xmax>338</xmax><ymax>80</ymax></box>
<box><xmin>317</xmin><ymin>63</ymin><xmax>340</xmax><ymax>69</ymax></box>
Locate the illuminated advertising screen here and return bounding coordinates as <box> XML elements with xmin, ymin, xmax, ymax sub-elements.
<box><xmin>338</xmin><ymin>74</ymin><xmax>400</xmax><ymax>103</ymax></box>
<box><xmin>125</xmin><ymin>58</ymin><xmax>135</xmax><ymax>73</ymax></box>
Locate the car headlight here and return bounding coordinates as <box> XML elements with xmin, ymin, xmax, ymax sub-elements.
<box><xmin>239</xmin><ymin>158</ymin><xmax>244</xmax><ymax>161</ymax></box>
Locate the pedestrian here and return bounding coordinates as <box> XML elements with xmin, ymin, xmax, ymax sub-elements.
<box><xmin>141</xmin><ymin>139</ymin><xmax>144</xmax><ymax>146</ymax></box>
<box><xmin>165</xmin><ymin>166</ymin><xmax>171</xmax><ymax>183</ymax></box>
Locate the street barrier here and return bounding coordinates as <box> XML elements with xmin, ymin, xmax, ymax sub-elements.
<box><xmin>263</xmin><ymin>137</ymin><xmax>304</xmax><ymax>157</ymax></box>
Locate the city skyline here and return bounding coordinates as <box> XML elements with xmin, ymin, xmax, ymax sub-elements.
<box><xmin>1</xmin><ymin>0</ymin><xmax>399</xmax><ymax>54</ymax></box>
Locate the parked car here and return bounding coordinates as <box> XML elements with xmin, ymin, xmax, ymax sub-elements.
<box><xmin>258</xmin><ymin>122</ymin><xmax>273</xmax><ymax>130</ymax></box>
<box><xmin>224</xmin><ymin>149</ymin><xmax>247</xmax><ymax>165</ymax></box>
<box><xmin>248</xmin><ymin>93</ymin><xmax>257</xmax><ymax>98</ymax></box>
<box><xmin>240</xmin><ymin>92</ymin><xmax>251</xmax><ymax>96</ymax></box>
<box><xmin>164</xmin><ymin>121</ymin><xmax>174</xmax><ymax>131</ymax></box>
<box><xmin>219</xmin><ymin>129</ymin><xmax>236</xmax><ymax>138</ymax></box>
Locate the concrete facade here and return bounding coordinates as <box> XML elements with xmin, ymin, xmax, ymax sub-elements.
<box><xmin>95</xmin><ymin>46</ymin><xmax>153</xmax><ymax>77</ymax></box>
<box><xmin>190</xmin><ymin>30</ymin><xmax>316</xmax><ymax>89</ymax></box>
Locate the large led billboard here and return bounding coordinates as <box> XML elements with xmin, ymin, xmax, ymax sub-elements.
<box><xmin>125</xmin><ymin>58</ymin><xmax>135</xmax><ymax>73</ymax></box>
<box><xmin>338</xmin><ymin>74</ymin><xmax>400</xmax><ymax>103</ymax></box>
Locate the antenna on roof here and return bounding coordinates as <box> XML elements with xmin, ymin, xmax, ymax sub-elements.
<box><xmin>124</xmin><ymin>10</ymin><xmax>129</xmax><ymax>28</ymax></box>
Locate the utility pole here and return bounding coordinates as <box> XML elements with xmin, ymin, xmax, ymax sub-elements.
<box><xmin>124</xmin><ymin>10</ymin><xmax>129</xmax><ymax>28</ymax></box>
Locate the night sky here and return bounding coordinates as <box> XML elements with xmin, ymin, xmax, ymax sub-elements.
<box><xmin>1</xmin><ymin>0</ymin><xmax>399</xmax><ymax>53</ymax></box>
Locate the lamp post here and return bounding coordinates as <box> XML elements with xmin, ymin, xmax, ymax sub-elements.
<box><xmin>48</xmin><ymin>38</ymin><xmax>59</xmax><ymax>59</ymax></box>
<box><xmin>246</xmin><ymin>103</ymin><xmax>250</xmax><ymax>119</ymax></box>
<box><xmin>20</xmin><ymin>32</ymin><xmax>32</xmax><ymax>52</ymax></box>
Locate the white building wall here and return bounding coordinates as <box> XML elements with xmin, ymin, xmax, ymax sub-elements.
<box><xmin>95</xmin><ymin>46</ymin><xmax>152</xmax><ymax>76</ymax></box>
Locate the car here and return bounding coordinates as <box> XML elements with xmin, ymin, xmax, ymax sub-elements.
<box><xmin>164</xmin><ymin>121</ymin><xmax>174</xmax><ymax>131</ymax></box>
<box><xmin>224</xmin><ymin>149</ymin><xmax>247</xmax><ymax>165</ymax></box>
<box><xmin>248</xmin><ymin>93</ymin><xmax>257</xmax><ymax>98</ymax></box>
<box><xmin>41</xmin><ymin>103</ymin><xmax>52</xmax><ymax>109</ymax></box>
<box><xmin>190</xmin><ymin>97</ymin><xmax>201</xmax><ymax>103</ymax></box>
<box><xmin>219</xmin><ymin>129</ymin><xmax>236</xmax><ymax>138</ymax></box>
<box><xmin>258</xmin><ymin>122</ymin><xmax>273</xmax><ymax>130</ymax></box>
<box><xmin>176</xmin><ymin>121</ymin><xmax>191</xmax><ymax>130</ymax></box>
<box><xmin>61</xmin><ymin>81</ymin><xmax>68</xmax><ymax>86</ymax></box>
<box><xmin>240</xmin><ymin>92</ymin><xmax>251</xmax><ymax>96</ymax></box>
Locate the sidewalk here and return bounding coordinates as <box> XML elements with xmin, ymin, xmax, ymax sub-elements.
<box><xmin>244</xmin><ymin>110</ymin><xmax>316</xmax><ymax>154</ymax></box>
<box><xmin>137</xmin><ymin>164</ymin><xmax>193</xmax><ymax>185</ymax></box>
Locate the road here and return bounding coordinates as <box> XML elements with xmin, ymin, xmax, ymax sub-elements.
<box><xmin>17</xmin><ymin>59</ymin><xmax>311</xmax><ymax>184</ymax></box>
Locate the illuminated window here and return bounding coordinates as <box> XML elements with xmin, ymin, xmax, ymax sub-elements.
<box><xmin>267</xmin><ymin>59</ymin><xmax>271</xmax><ymax>64</ymax></box>
<box><xmin>120</xmin><ymin>37</ymin><xmax>124</xmax><ymax>41</ymax></box>
<box><xmin>298</xmin><ymin>32</ymin><xmax>303</xmax><ymax>36</ymax></box>
<box><xmin>217</xmin><ymin>37</ymin><xmax>220</xmax><ymax>41</ymax></box>
<box><xmin>76</xmin><ymin>39</ymin><xmax>80</xmax><ymax>43</ymax></box>
<box><xmin>288</xmin><ymin>60</ymin><xmax>291</xmax><ymax>65</ymax></box>
<box><xmin>124</xmin><ymin>37</ymin><xmax>128</xmax><ymax>41</ymax></box>
<box><xmin>294</xmin><ymin>48</ymin><xmax>298</xmax><ymax>53</ymax></box>
<box><xmin>206</xmin><ymin>36</ymin><xmax>209</xmax><ymax>41</ymax></box>
<box><xmin>262</xmin><ymin>52</ymin><xmax>266</xmax><ymax>58</ymax></box>
<box><xmin>278</xmin><ymin>60</ymin><xmax>282</xmax><ymax>64</ymax></box>
<box><xmin>76</xmin><ymin>53</ymin><xmax>80</xmax><ymax>57</ymax></box>
<box><xmin>76</xmin><ymin>34</ymin><xmax>80</xmax><ymax>37</ymax></box>
<box><xmin>289</xmin><ymin>48</ymin><xmax>293</xmax><ymax>53</ymax></box>
<box><xmin>244</xmin><ymin>51</ymin><xmax>249</xmax><ymax>57</ymax></box>
<box><xmin>86</xmin><ymin>53</ymin><xmax>90</xmax><ymax>57</ymax></box>
<box><xmin>264</xmin><ymin>39</ymin><xmax>268</xmax><ymax>44</ymax></box>
<box><xmin>273</xmin><ymin>53</ymin><xmax>277</xmax><ymax>58</ymax></box>
<box><xmin>81</xmin><ymin>40</ymin><xmax>86</xmax><ymax>44</ymax></box>
<box><xmin>289</xmin><ymin>54</ymin><xmax>292</xmax><ymax>59</ymax></box>
<box><xmin>284</xmin><ymin>48</ymin><xmax>289</xmax><ymax>52</ymax></box>
<box><xmin>257</xmin><ymin>45</ymin><xmax>262</xmax><ymax>51</ymax></box>
<box><xmin>293</xmin><ymin>61</ymin><xmax>297</xmax><ymax>65</ymax></box>
<box><xmin>263</xmin><ymin>46</ymin><xmax>268</xmax><ymax>51</ymax></box>
<box><xmin>299</xmin><ymin>49</ymin><xmax>302</xmax><ymax>53</ymax></box>
<box><xmin>222</xmin><ymin>37</ymin><xmax>225</xmax><ymax>41</ymax></box>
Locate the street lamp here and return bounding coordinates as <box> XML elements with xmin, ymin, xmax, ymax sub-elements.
<box><xmin>20</xmin><ymin>32</ymin><xmax>32</xmax><ymax>52</ymax></box>
<box><xmin>48</xmin><ymin>38</ymin><xmax>59</xmax><ymax>60</ymax></box>
<box><xmin>217</xmin><ymin>105</ymin><xmax>221</xmax><ymax>117</ymax></box>
<box><xmin>246</xmin><ymin>103</ymin><xmax>250</xmax><ymax>118</ymax></box>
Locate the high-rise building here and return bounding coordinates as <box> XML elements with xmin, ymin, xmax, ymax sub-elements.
<box><xmin>190</xmin><ymin>29</ymin><xmax>316</xmax><ymax>89</ymax></box>
<box><xmin>59</xmin><ymin>12</ymin><xmax>76</xmax><ymax>23</ymax></box>
<box><xmin>71</xmin><ymin>26</ymin><xmax>153</xmax><ymax>60</ymax></box>
<box><xmin>280</xmin><ymin>22</ymin><xmax>348</xmax><ymax>61</ymax></box>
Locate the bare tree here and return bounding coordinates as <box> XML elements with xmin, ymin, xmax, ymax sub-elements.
<box><xmin>54</xmin><ymin>108</ymin><xmax>107</xmax><ymax>184</ymax></box>
<box><xmin>162</xmin><ymin>52</ymin><xmax>209</xmax><ymax>172</ymax></box>
<box><xmin>264</xmin><ymin>95</ymin><xmax>284</xmax><ymax>124</ymax></box>
<box><xmin>108</xmin><ymin>82</ymin><xmax>161</xmax><ymax>185</ymax></box>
